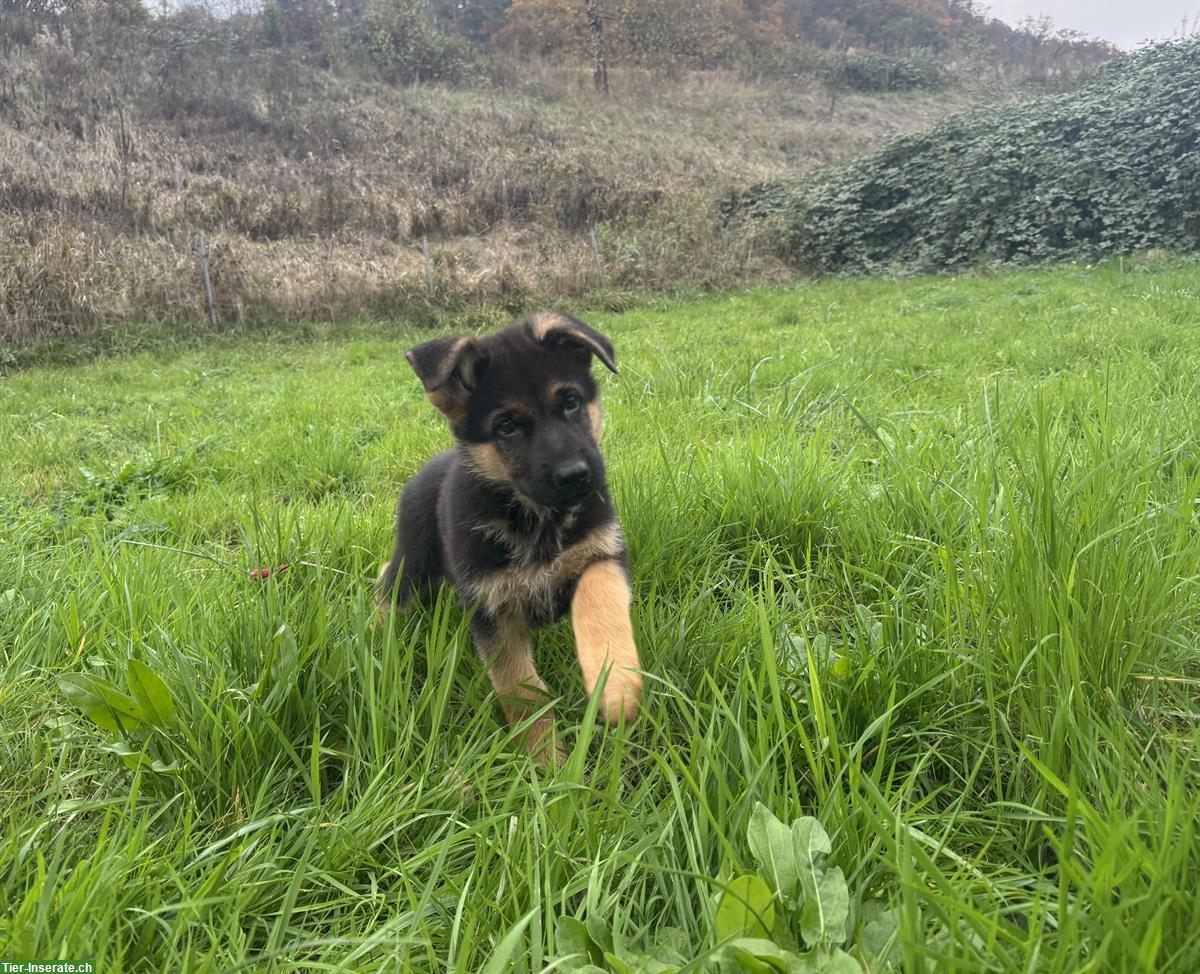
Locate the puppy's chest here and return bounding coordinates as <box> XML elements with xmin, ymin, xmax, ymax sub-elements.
<box><xmin>466</xmin><ymin>514</ymin><xmax>619</xmax><ymax>620</ymax></box>
<box><xmin>479</xmin><ymin>513</ymin><xmax>569</xmax><ymax>567</ymax></box>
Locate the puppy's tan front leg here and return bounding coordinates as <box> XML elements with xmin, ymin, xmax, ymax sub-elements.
<box><xmin>475</xmin><ymin>614</ymin><xmax>563</xmax><ymax>766</ymax></box>
<box><xmin>572</xmin><ymin>560</ymin><xmax>642</xmax><ymax>725</ymax></box>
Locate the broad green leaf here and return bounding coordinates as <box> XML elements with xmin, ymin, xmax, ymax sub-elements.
<box><xmin>791</xmin><ymin>818</ymin><xmax>832</xmax><ymax>868</ymax></box>
<box><xmin>793</xmin><ymin>818</ymin><xmax>833</xmax><ymax>945</ymax></box>
<box><xmin>651</xmin><ymin>927</ymin><xmax>690</xmax><ymax>963</ymax></box>
<box><xmin>789</xmin><ymin>818</ymin><xmax>847</xmax><ymax>947</ymax></box>
<box><xmin>638</xmin><ymin>961</ymin><xmax>680</xmax><ymax>974</ymax></box>
<box><xmin>98</xmin><ymin>742</ymin><xmax>177</xmax><ymax>774</ymax></box>
<box><xmin>629</xmin><ymin>957</ymin><xmax>679</xmax><ymax>974</ymax></box>
<box><xmin>604</xmin><ymin>950</ymin><xmax>680</xmax><ymax>974</ymax></box>
<box><xmin>556</xmin><ymin>916</ymin><xmax>600</xmax><ymax>969</ymax></box>
<box><xmin>724</xmin><ymin>946</ymin><xmax>777</xmax><ymax>973</ymax></box>
<box><xmin>748</xmin><ymin>803</ymin><xmax>800</xmax><ymax>900</ymax></box>
<box><xmin>58</xmin><ymin>673</ymin><xmax>144</xmax><ymax>733</ymax></box>
<box><xmin>723</xmin><ymin>938</ymin><xmax>804</xmax><ymax>973</ymax></box>
<box><xmin>716</xmin><ymin>874</ymin><xmax>775</xmax><ymax>942</ymax></box>
<box><xmin>768</xmin><ymin>918</ymin><xmax>802</xmax><ymax>954</ymax></box>
<box><xmin>807</xmin><ymin>633</ymin><xmax>835</xmax><ymax>668</ymax></box>
<box><xmin>853</xmin><ymin>604</ymin><xmax>882</xmax><ymax>647</ymax></box>
<box><xmin>605</xmin><ymin>951</ymin><xmax>634</xmax><ymax>974</ymax></box>
<box><xmin>100</xmin><ymin>740</ymin><xmax>151</xmax><ymax>770</ymax></box>
<box><xmin>800</xmin><ymin>865</ymin><xmax>849</xmax><ymax>947</ymax></box>
<box><xmin>859</xmin><ymin>904</ymin><xmax>898</xmax><ymax>968</ymax></box>
<box><xmin>127</xmin><ymin>658</ymin><xmax>177</xmax><ymax>726</ymax></box>
<box><xmin>810</xmin><ymin>947</ymin><xmax>862</xmax><ymax>973</ymax></box>
<box><xmin>587</xmin><ymin>913</ymin><xmax>615</xmax><ymax>954</ymax></box>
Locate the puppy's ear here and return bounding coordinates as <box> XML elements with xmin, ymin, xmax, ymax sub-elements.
<box><xmin>529</xmin><ymin>312</ymin><xmax>617</xmax><ymax>374</ymax></box>
<box><xmin>405</xmin><ymin>335</ymin><xmax>488</xmax><ymax>420</ymax></box>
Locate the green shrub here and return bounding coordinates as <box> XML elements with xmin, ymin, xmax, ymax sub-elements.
<box><xmin>749</xmin><ymin>47</ymin><xmax>943</xmax><ymax>92</ymax></box>
<box><xmin>359</xmin><ymin>0</ymin><xmax>486</xmax><ymax>86</ymax></box>
<box><xmin>817</xmin><ymin>50</ymin><xmax>944</xmax><ymax>92</ymax></box>
<box><xmin>741</xmin><ymin>39</ymin><xmax>1200</xmax><ymax>272</ymax></box>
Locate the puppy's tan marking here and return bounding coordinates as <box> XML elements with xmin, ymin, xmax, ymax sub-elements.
<box><xmin>499</xmin><ymin>401</ymin><xmax>534</xmax><ymax>420</ymax></box>
<box><xmin>427</xmin><ymin>389</ymin><xmax>466</xmax><ymax>424</ymax></box>
<box><xmin>587</xmin><ymin>402</ymin><xmax>604</xmax><ymax>441</ymax></box>
<box><xmin>528</xmin><ymin>313</ymin><xmax>618</xmax><ymax>373</ymax></box>
<box><xmin>373</xmin><ymin>562</ymin><xmax>392</xmax><ymax>623</ymax></box>
<box><xmin>572</xmin><ymin>559</ymin><xmax>642</xmax><ymax>725</ymax></box>
<box><xmin>470</xmin><ymin>521</ymin><xmax>624</xmax><ymax>618</ymax></box>
<box><xmin>545</xmin><ymin>379</ymin><xmax>569</xmax><ymax>409</ymax></box>
<box><xmin>464</xmin><ymin>443</ymin><xmax>512</xmax><ymax>485</ymax></box>
<box><xmin>405</xmin><ymin>336</ymin><xmax>468</xmax><ymax>387</ymax></box>
<box><xmin>530</xmin><ymin>312</ymin><xmax>573</xmax><ymax>341</ymax></box>
<box><xmin>549</xmin><ymin>380</ymin><xmax>602</xmax><ymax>439</ymax></box>
<box><xmin>408</xmin><ymin>336</ymin><xmax>485</xmax><ymax>425</ymax></box>
<box><xmin>480</xmin><ymin>615</ymin><xmax>562</xmax><ymax>765</ymax></box>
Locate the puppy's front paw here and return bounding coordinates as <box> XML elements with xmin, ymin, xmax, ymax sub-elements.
<box><xmin>522</xmin><ymin>717</ymin><xmax>566</xmax><ymax>768</ymax></box>
<box><xmin>600</xmin><ymin>667</ymin><xmax>643</xmax><ymax>726</ymax></box>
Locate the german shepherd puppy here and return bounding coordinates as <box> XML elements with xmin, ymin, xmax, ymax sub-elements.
<box><xmin>377</xmin><ymin>312</ymin><xmax>642</xmax><ymax>762</ymax></box>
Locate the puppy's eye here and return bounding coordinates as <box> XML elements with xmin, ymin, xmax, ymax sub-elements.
<box><xmin>562</xmin><ymin>391</ymin><xmax>581</xmax><ymax>414</ymax></box>
<box><xmin>495</xmin><ymin>416</ymin><xmax>519</xmax><ymax>438</ymax></box>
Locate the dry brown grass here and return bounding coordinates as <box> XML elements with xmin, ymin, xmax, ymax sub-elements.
<box><xmin>0</xmin><ymin>36</ymin><xmax>1002</xmax><ymax>347</ymax></box>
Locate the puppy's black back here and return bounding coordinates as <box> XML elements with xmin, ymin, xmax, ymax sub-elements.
<box><xmin>379</xmin><ymin>448</ymin><xmax>454</xmax><ymax>609</ymax></box>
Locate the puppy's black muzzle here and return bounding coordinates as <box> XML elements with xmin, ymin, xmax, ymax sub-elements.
<box><xmin>550</xmin><ymin>459</ymin><xmax>592</xmax><ymax>505</ymax></box>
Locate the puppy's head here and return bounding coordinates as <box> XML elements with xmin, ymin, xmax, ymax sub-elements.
<box><xmin>406</xmin><ymin>312</ymin><xmax>617</xmax><ymax>509</ymax></box>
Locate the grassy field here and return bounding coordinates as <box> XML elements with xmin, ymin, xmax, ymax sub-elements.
<box><xmin>2</xmin><ymin>259</ymin><xmax>1200</xmax><ymax>972</ymax></box>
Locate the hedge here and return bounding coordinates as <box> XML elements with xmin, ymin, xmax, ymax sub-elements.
<box><xmin>732</xmin><ymin>39</ymin><xmax>1200</xmax><ymax>272</ymax></box>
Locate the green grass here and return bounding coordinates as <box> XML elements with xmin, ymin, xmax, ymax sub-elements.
<box><xmin>2</xmin><ymin>258</ymin><xmax>1200</xmax><ymax>972</ymax></box>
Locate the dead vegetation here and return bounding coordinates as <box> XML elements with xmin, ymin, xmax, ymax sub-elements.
<box><xmin>0</xmin><ymin>24</ymin><xmax>1000</xmax><ymax>347</ymax></box>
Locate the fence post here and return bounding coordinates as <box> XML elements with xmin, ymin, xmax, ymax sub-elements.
<box><xmin>198</xmin><ymin>234</ymin><xmax>219</xmax><ymax>332</ymax></box>
<box><xmin>588</xmin><ymin>225</ymin><xmax>605</xmax><ymax>284</ymax></box>
<box><xmin>422</xmin><ymin>234</ymin><xmax>434</xmax><ymax>299</ymax></box>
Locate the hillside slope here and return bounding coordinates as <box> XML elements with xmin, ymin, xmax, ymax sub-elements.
<box><xmin>1</xmin><ymin>36</ymin><xmax>997</xmax><ymax>347</ymax></box>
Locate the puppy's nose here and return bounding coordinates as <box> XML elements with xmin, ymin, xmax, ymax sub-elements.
<box><xmin>553</xmin><ymin>460</ymin><xmax>591</xmax><ymax>493</ymax></box>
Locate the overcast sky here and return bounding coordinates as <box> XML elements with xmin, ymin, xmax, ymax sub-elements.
<box><xmin>986</xmin><ymin>1</ymin><xmax>1200</xmax><ymax>49</ymax></box>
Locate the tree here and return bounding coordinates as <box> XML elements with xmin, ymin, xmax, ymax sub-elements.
<box><xmin>495</xmin><ymin>0</ymin><xmax>745</xmax><ymax>70</ymax></box>
<box><xmin>583</xmin><ymin>0</ymin><xmax>607</xmax><ymax>93</ymax></box>
<box><xmin>431</xmin><ymin>0</ymin><xmax>511</xmax><ymax>44</ymax></box>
